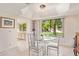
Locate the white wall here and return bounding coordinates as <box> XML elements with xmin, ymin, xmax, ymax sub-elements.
<box><xmin>64</xmin><ymin>15</ymin><xmax>79</xmax><ymax>47</ymax></box>
<box><xmin>0</xmin><ymin>28</ymin><xmax>17</xmax><ymax>51</ymax></box>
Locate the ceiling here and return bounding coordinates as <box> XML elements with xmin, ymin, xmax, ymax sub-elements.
<box><xmin>0</xmin><ymin>3</ymin><xmax>79</xmax><ymax>19</ymax></box>
<box><xmin>0</xmin><ymin>3</ymin><xmax>26</xmax><ymax>18</ymax></box>
<box><xmin>21</xmin><ymin>3</ymin><xmax>79</xmax><ymax>19</ymax></box>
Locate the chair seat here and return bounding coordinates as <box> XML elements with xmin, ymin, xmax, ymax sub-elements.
<box><xmin>47</xmin><ymin>45</ymin><xmax>58</xmax><ymax>48</ymax></box>
<box><xmin>31</xmin><ymin>46</ymin><xmax>38</xmax><ymax>49</ymax></box>
<box><xmin>30</xmin><ymin>45</ymin><xmax>44</xmax><ymax>51</ymax></box>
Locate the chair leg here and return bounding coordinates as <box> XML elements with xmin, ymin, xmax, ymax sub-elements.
<box><xmin>29</xmin><ymin>47</ymin><xmax>31</xmax><ymax>56</ymax></box>
<box><xmin>37</xmin><ymin>50</ymin><xmax>39</xmax><ymax>56</ymax></box>
<box><xmin>47</xmin><ymin>46</ymin><xmax>48</xmax><ymax>56</ymax></box>
<box><xmin>57</xmin><ymin>48</ymin><xmax>59</xmax><ymax>56</ymax></box>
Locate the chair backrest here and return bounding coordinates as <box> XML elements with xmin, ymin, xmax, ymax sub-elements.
<box><xmin>28</xmin><ymin>33</ymin><xmax>37</xmax><ymax>48</ymax></box>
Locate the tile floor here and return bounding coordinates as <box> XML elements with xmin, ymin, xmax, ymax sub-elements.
<box><xmin>0</xmin><ymin>39</ymin><xmax>74</xmax><ymax>56</ymax></box>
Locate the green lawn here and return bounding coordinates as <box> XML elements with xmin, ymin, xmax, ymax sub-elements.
<box><xmin>41</xmin><ymin>32</ymin><xmax>63</xmax><ymax>37</ymax></box>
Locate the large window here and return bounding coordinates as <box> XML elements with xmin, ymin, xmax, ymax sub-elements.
<box><xmin>41</xmin><ymin>18</ymin><xmax>64</xmax><ymax>37</ymax></box>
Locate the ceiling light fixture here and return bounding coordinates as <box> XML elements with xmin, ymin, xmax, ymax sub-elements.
<box><xmin>40</xmin><ymin>4</ymin><xmax>46</xmax><ymax>9</ymax></box>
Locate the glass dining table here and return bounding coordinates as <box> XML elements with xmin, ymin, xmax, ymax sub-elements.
<box><xmin>28</xmin><ymin>33</ymin><xmax>61</xmax><ymax>56</ymax></box>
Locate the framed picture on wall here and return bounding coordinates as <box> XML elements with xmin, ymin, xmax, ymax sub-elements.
<box><xmin>0</xmin><ymin>17</ymin><xmax>15</xmax><ymax>28</ymax></box>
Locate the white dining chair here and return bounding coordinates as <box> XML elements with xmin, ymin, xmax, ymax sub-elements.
<box><xmin>28</xmin><ymin>33</ymin><xmax>45</xmax><ymax>56</ymax></box>
<box><xmin>47</xmin><ymin>37</ymin><xmax>60</xmax><ymax>56</ymax></box>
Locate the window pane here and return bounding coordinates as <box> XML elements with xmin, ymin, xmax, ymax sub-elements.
<box><xmin>41</xmin><ymin>18</ymin><xmax>64</xmax><ymax>37</ymax></box>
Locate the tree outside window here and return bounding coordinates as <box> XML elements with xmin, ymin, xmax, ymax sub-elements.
<box><xmin>41</xmin><ymin>18</ymin><xmax>63</xmax><ymax>37</ymax></box>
